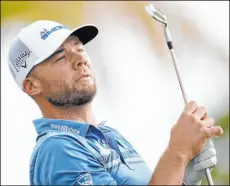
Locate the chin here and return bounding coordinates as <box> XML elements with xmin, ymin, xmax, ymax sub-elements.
<box><xmin>75</xmin><ymin>83</ymin><xmax>96</xmax><ymax>93</ymax></box>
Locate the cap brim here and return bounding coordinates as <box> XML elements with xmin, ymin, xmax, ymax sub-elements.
<box><xmin>70</xmin><ymin>24</ymin><xmax>99</xmax><ymax>45</ymax></box>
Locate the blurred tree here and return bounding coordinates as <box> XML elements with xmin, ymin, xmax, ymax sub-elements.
<box><xmin>218</xmin><ymin>112</ymin><xmax>229</xmax><ymax>137</ymax></box>
<box><xmin>1</xmin><ymin>1</ymin><xmax>31</xmax><ymax>20</ymax></box>
<box><xmin>1</xmin><ymin>1</ymin><xmax>86</xmax><ymax>26</ymax></box>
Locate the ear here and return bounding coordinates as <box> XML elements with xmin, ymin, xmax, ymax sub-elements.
<box><xmin>23</xmin><ymin>77</ymin><xmax>41</xmax><ymax>96</ymax></box>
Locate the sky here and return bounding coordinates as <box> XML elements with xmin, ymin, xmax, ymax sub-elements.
<box><xmin>1</xmin><ymin>1</ymin><xmax>229</xmax><ymax>184</ymax></box>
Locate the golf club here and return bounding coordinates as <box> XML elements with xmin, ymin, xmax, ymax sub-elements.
<box><xmin>144</xmin><ymin>3</ymin><xmax>214</xmax><ymax>186</ymax></box>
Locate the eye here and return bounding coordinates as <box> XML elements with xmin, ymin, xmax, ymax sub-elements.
<box><xmin>55</xmin><ymin>56</ymin><xmax>66</xmax><ymax>63</ymax></box>
<box><xmin>77</xmin><ymin>48</ymin><xmax>84</xmax><ymax>53</ymax></box>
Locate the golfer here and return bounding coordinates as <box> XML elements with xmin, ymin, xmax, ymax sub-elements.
<box><xmin>8</xmin><ymin>20</ymin><xmax>223</xmax><ymax>185</ymax></box>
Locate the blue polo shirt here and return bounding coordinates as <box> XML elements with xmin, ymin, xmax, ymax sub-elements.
<box><xmin>30</xmin><ymin>118</ymin><xmax>152</xmax><ymax>185</ymax></box>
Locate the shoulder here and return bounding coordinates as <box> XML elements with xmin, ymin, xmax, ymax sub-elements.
<box><xmin>30</xmin><ymin>131</ymin><xmax>94</xmax><ymax>175</ymax></box>
<box><xmin>40</xmin><ymin>132</ymin><xmax>82</xmax><ymax>148</ymax></box>
<box><xmin>30</xmin><ymin>132</ymin><xmax>102</xmax><ymax>185</ymax></box>
<box><xmin>34</xmin><ymin>132</ymin><xmax>91</xmax><ymax>159</ymax></box>
<box><xmin>35</xmin><ymin>132</ymin><xmax>82</xmax><ymax>153</ymax></box>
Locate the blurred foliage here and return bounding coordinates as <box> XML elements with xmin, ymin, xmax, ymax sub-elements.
<box><xmin>218</xmin><ymin>112</ymin><xmax>229</xmax><ymax>137</ymax></box>
<box><xmin>1</xmin><ymin>1</ymin><xmax>31</xmax><ymax>20</ymax></box>
<box><xmin>1</xmin><ymin>1</ymin><xmax>86</xmax><ymax>27</ymax></box>
<box><xmin>202</xmin><ymin>166</ymin><xmax>229</xmax><ymax>185</ymax></box>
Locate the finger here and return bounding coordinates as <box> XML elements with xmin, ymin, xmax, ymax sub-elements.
<box><xmin>193</xmin><ymin>148</ymin><xmax>216</xmax><ymax>164</ymax></box>
<box><xmin>184</xmin><ymin>101</ymin><xmax>198</xmax><ymax>114</ymax></box>
<box><xmin>212</xmin><ymin>126</ymin><xmax>224</xmax><ymax>138</ymax></box>
<box><xmin>193</xmin><ymin>106</ymin><xmax>207</xmax><ymax>119</ymax></box>
<box><xmin>204</xmin><ymin>126</ymin><xmax>223</xmax><ymax>138</ymax></box>
<box><xmin>194</xmin><ymin>156</ymin><xmax>217</xmax><ymax>171</ymax></box>
<box><xmin>201</xmin><ymin>117</ymin><xmax>215</xmax><ymax>128</ymax></box>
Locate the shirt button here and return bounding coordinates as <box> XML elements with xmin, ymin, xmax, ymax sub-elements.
<box><xmin>101</xmin><ymin>139</ymin><xmax>105</xmax><ymax>144</ymax></box>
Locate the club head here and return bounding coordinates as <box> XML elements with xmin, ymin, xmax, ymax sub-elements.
<box><xmin>145</xmin><ymin>4</ymin><xmax>168</xmax><ymax>26</ymax></box>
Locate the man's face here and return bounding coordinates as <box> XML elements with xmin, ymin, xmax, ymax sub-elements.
<box><xmin>30</xmin><ymin>36</ymin><xmax>97</xmax><ymax>107</ymax></box>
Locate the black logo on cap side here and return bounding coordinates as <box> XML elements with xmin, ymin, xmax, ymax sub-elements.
<box><xmin>13</xmin><ymin>50</ymin><xmax>30</xmax><ymax>72</ymax></box>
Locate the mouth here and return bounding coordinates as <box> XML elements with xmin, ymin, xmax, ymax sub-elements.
<box><xmin>76</xmin><ymin>73</ymin><xmax>92</xmax><ymax>82</ymax></box>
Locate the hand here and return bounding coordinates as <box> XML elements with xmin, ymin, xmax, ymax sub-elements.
<box><xmin>183</xmin><ymin>140</ymin><xmax>217</xmax><ymax>185</ymax></box>
<box><xmin>169</xmin><ymin>101</ymin><xmax>223</xmax><ymax>161</ymax></box>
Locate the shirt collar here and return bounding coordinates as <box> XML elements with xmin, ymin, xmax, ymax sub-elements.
<box><xmin>33</xmin><ymin>118</ymin><xmax>91</xmax><ymax>137</ymax></box>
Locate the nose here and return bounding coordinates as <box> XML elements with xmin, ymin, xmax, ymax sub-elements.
<box><xmin>72</xmin><ymin>58</ymin><xmax>87</xmax><ymax>70</ymax></box>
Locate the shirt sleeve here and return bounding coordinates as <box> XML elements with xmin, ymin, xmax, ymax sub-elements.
<box><xmin>32</xmin><ymin>134</ymin><xmax>117</xmax><ymax>185</ymax></box>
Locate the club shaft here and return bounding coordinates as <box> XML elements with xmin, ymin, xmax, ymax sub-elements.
<box><xmin>169</xmin><ymin>49</ymin><xmax>188</xmax><ymax>104</ymax></box>
<box><xmin>205</xmin><ymin>168</ymin><xmax>214</xmax><ymax>185</ymax></box>
<box><xmin>164</xmin><ymin>26</ymin><xmax>214</xmax><ymax>185</ymax></box>
<box><xmin>164</xmin><ymin>27</ymin><xmax>188</xmax><ymax>104</ymax></box>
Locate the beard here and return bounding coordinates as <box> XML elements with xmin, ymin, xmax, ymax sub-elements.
<box><xmin>43</xmin><ymin>79</ymin><xmax>97</xmax><ymax>108</ymax></box>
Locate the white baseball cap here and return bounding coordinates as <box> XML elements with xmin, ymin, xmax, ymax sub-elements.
<box><xmin>8</xmin><ymin>20</ymin><xmax>98</xmax><ymax>90</ymax></box>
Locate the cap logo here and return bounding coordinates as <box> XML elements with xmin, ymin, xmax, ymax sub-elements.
<box><xmin>41</xmin><ymin>25</ymin><xmax>68</xmax><ymax>40</ymax></box>
<box><xmin>13</xmin><ymin>50</ymin><xmax>31</xmax><ymax>72</ymax></box>
<box><xmin>40</xmin><ymin>29</ymin><xmax>48</xmax><ymax>36</ymax></box>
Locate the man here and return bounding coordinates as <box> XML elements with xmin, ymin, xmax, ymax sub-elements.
<box><xmin>8</xmin><ymin>20</ymin><xmax>223</xmax><ymax>185</ymax></box>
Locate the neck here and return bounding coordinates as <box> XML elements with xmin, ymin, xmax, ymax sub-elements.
<box><xmin>38</xmin><ymin>101</ymin><xmax>97</xmax><ymax>125</ymax></box>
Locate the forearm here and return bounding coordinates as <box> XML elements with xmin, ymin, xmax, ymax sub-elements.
<box><xmin>149</xmin><ymin>147</ymin><xmax>189</xmax><ymax>185</ymax></box>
